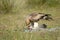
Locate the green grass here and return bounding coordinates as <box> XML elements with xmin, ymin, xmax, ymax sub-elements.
<box><xmin>0</xmin><ymin>0</ymin><xmax>60</xmax><ymax>40</ymax></box>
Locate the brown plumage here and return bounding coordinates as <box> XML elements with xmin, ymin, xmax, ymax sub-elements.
<box><xmin>25</xmin><ymin>12</ymin><xmax>53</xmax><ymax>27</ymax></box>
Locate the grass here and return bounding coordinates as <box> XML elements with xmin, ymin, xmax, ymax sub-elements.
<box><xmin>0</xmin><ymin>29</ymin><xmax>60</xmax><ymax>40</ymax></box>
<box><xmin>0</xmin><ymin>0</ymin><xmax>60</xmax><ymax>40</ymax></box>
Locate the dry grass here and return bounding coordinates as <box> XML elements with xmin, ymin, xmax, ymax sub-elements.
<box><xmin>0</xmin><ymin>0</ymin><xmax>60</xmax><ymax>40</ymax></box>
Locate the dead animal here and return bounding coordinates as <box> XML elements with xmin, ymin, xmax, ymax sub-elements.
<box><xmin>39</xmin><ymin>24</ymin><xmax>47</xmax><ymax>28</ymax></box>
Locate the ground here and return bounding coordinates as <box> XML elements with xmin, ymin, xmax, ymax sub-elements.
<box><xmin>0</xmin><ymin>0</ymin><xmax>60</xmax><ymax>40</ymax></box>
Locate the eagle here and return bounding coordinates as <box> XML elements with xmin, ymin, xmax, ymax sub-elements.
<box><xmin>25</xmin><ymin>12</ymin><xmax>53</xmax><ymax>29</ymax></box>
